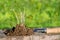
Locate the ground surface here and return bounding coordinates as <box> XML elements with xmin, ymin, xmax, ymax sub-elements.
<box><xmin>0</xmin><ymin>25</ymin><xmax>60</xmax><ymax>40</ymax></box>
<box><xmin>0</xmin><ymin>34</ymin><xmax>60</xmax><ymax>40</ymax></box>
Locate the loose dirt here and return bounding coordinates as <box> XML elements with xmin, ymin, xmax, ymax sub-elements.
<box><xmin>4</xmin><ymin>24</ymin><xmax>34</xmax><ymax>36</ymax></box>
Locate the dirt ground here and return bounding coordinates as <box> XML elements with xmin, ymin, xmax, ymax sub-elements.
<box><xmin>0</xmin><ymin>30</ymin><xmax>60</xmax><ymax>40</ymax></box>
<box><xmin>0</xmin><ymin>24</ymin><xmax>60</xmax><ymax>40</ymax></box>
<box><xmin>0</xmin><ymin>34</ymin><xmax>60</xmax><ymax>40</ymax></box>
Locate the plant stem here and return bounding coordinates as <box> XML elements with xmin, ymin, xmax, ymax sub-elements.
<box><xmin>13</xmin><ymin>10</ymin><xmax>19</xmax><ymax>24</ymax></box>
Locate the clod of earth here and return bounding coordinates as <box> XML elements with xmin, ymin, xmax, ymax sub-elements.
<box><xmin>4</xmin><ymin>24</ymin><xmax>34</xmax><ymax>36</ymax></box>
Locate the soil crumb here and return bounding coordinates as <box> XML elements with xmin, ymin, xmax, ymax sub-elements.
<box><xmin>4</xmin><ymin>24</ymin><xmax>34</xmax><ymax>36</ymax></box>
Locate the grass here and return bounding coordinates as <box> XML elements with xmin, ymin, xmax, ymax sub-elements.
<box><xmin>0</xmin><ymin>0</ymin><xmax>60</xmax><ymax>29</ymax></box>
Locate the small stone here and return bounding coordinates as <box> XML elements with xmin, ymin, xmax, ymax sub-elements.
<box><xmin>0</xmin><ymin>30</ymin><xmax>6</xmax><ymax>38</ymax></box>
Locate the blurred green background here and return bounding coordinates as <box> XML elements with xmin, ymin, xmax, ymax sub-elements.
<box><xmin>0</xmin><ymin>0</ymin><xmax>60</xmax><ymax>29</ymax></box>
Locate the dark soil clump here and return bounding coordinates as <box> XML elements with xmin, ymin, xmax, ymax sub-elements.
<box><xmin>4</xmin><ymin>24</ymin><xmax>34</xmax><ymax>36</ymax></box>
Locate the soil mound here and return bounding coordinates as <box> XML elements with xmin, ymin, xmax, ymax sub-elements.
<box><xmin>4</xmin><ymin>24</ymin><xmax>34</xmax><ymax>36</ymax></box>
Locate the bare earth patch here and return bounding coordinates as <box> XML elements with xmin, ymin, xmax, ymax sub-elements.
<box><xmin>0</xmin><ymin>34</ymin><xmax>60</xmax><ymax>40</ymax></box>
<box><xmin>0</xmin><ymin>24</ymin><xmax>60</xmax><ymax>40</ymax></box>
